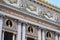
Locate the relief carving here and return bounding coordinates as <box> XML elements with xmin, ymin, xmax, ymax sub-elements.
<box><xmin>25</xmin><ymin>1</ymin><xmax>41</xmax><ymax>15</ymax></box>
<box><xmin>43</xmin><ymin>11</ymin><xmax>56</xmax><ymax>21</ymax></box>
<box><xmin>3</xmin><ymin>0</ymin><xmax>22</xmax><ymax>7</ymax></box>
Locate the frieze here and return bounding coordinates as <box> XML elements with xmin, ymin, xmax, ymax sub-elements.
<box><xmin>1</xmin><ymin>8</ymin><xmax>60</xmax><ymax>30</ymax></box>
<box><xmin>3</xmin><ymin>0</ymin><xmax>22</xmax><ymax>7</ymax></box>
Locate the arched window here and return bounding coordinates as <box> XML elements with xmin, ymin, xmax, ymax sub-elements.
<box><xmin>6</xmin><ymin>20</ymin><xmax>12</xmax><ymax>27</ymax></box>
<box><xmin>46</xmin><ymin>32</ymin><xmax>51</xmax><ymax>38</ymax></box>
<box><xmin>28</xmin><ymin>26</ymin><xmax>33</xmax><ymax>33</ymax></box>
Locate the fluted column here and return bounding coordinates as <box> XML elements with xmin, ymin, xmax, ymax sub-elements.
<box><xmin>0</xmin><ymin>17</ymin><xmax>3</xmax><ymax>40</ymax></box>
<box><xmin>22</xmin><ymin>24</ymin><xmax>26</xmax><ymax>40</ymax></box>
<box><xmin>55</xmin><ymin>34</ymin><xmax>58</xmax><ymax>40</ymax></box>
<box><xmin>16</xmin><ymin>23</ymin><xmax>22</xmax><ymax>40</ymax></box>
<box><xmin>38</xmin><ymin>28</ymin><xmax>41</xmax><ymax>40</ymax></box>
<box><xmin>42</xmin><ymin>30</ymin><xmax>45</xmax><ymax>40</ymax></box>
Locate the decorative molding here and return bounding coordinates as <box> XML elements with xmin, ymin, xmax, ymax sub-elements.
<box><xmin>0</xmin><ymin>4</ymin><xmax>60</xmax><ymax>27</ymax></box>
<box><xmin>25</xmin><ymin>1</ymin><xmax>39</xmax><ymax>15</ymax></box>
<box><xmin>31</xmin><ymin>0</ymin><xmax>60</xmax><ymax>12</ymax></box>
<box><xmin>5</xmin><ymin>19</ymin><xmax>14</xmax><ymax>28</ymax></box>
<box><xmin>0</xmin><ymin>11</ymin><xmax>60</xmax><ymax>34</ymax></box>
<box><xmin>43</xmin><ymin>10</ymin><xmax>56</xmax><ymax>21</ymax></box>
<box><xmin>38</xmin><ymin>0</ymin><xmax>60</xmax><ymax>10</ymax></box>
<box><xmin>3</xmin><ymin>0</ymin><xmax>22</xmax><ymax>8</ymax></box>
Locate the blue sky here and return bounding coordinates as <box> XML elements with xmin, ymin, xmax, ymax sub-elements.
<box><xmin>45</xmin><ymin>0</ymin><xmax>60</xmax><ymax>7</ymax></box>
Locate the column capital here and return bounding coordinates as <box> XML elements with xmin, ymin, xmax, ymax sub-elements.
<box><xmin>13</xmin><ymin>32</ymin><xmax>16</xmax><ymax>35</ymax></box>
<box><xmin>2</xmin><ymin>29</ymin><xmax>5</xmax><ymax>32</ymax></box>
<box><xmin>34</xmin><ymin>37</ymin><xmax>37</xmax><ymax>40</ymax></box>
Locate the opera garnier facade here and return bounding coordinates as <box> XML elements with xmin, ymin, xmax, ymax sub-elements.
<box><xmin>0</xmin><ymin>0</ymin><xmax>60</xmax><ymax>40</ymax></box>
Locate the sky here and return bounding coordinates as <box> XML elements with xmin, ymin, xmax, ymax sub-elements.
<box><xmin>45</xmin><ymin>0</ymin><xmax>60</xmax><ymax>7</ymax></box>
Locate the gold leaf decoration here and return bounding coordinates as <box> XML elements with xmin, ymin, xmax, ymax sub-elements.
<box><xmin>8</xmin><ymin>0</ymin><xmax>17</xmax><ymax>4</ymax></box>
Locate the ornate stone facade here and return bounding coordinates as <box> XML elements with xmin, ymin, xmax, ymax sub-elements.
<box><xmin>0</xmin><ymin>0</ymin><xmax>60</xmax><ymax>40</ymax></box>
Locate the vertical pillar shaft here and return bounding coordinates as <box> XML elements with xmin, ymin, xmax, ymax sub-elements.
<box><xmin>16</xmin><ymin>23</ymin><xmax>21</xmax><ymax>40</ymax></box>
<box><xmin>55</xmin><ymin>34</ymin><xmax>58</xmax><ymax>40</ymax></box>
<box><xmin>2</xmin><ymin>31</ymin><xmax>4</xmax><ymax>40</ymax></box>
<box><xmin>38</xmin><ymin>29</ymin><xmax>41</xmax><ymax>40</ymax></box>
<box><xmin>0</xmin><ymin>17</ymin><xmax>3</xmax><ymax>40</ymax></box>
<box><xmin>13</xmin><ymin>34</ymin><xmax>15</xmax><ymax>40</ymax></box>
<box><xmin>42</xmin><ymin>30</ymin><xmax>45</xmax><ymax>40</ymax></box>
<box><xmin>22</xmin><ymin>24</ymin><xmax>26</xmax><ymax>40</ymax></box>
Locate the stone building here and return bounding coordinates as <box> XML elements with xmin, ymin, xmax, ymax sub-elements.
<box><xmin>0</xmin><ymin>0</ymin><xmax>60</xmax><ymax>40</ymax></box>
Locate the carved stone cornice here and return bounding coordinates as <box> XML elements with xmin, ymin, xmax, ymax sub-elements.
<box><xmin>38</xmin><ymin>0</ymin><xmax>60</xmax><ymax>11</ymax></box>
<box><xmin>1</xmin><ymin>1</ymin><xmax>60</xmax><ymax>34</ymax></box>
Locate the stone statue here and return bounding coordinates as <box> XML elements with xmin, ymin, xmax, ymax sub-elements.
<box><xmin>43</xmin><ymin>11</ymin><xmax>56</xmax><ymax>21</ymax></box>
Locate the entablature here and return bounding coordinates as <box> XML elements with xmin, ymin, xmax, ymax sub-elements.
<box><xmin>0</xmin><ymin>2</ymin><xmax>60</xmax><ymax>27</ymax></box>
<box><xmin>0</xmin><ymin>9</ymin><xmax>60</xmax><ymax>34</ymax></box>
<box><xmin>0</xmin><ymin>0</ymin><xmax>60</xmax><ymax>33</ymax></box>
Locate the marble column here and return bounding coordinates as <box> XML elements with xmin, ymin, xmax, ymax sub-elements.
<box><xmin>42</xmin><ymin>30</ymin><xmax>45</xmax><ymax>40</ymax></box>
<box><xmin>16</xmin><ymin>23</ymin><xmax>21</xmax><ymax>40</ymax></box>
<box><xmin>0</xmin><ymin>17</ymin><xmax>3</xmax><ymax>40</ymax></box>
<box><xmin>22</xmin><ymin>24</ymin><xmax>26</xmax><ymax>40</ymax></box>
<box><xmin>55</xmin><ymin>34</ymin><xmax>58</xmax><ymax>40</ymax></box>
<box><xmin>38</xmin><ymin>28</ymin><xmax>41</xmax><ymax>40</ymax></box>
<box><xmin>2</xmin><ymin>31</ymin><xmax>4</xmax><ymax>40</ymax></box>
<box><xmin>13</xmin><ymin>34</ymin><xmax>15</xmax><ymax>40</ymax></box>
